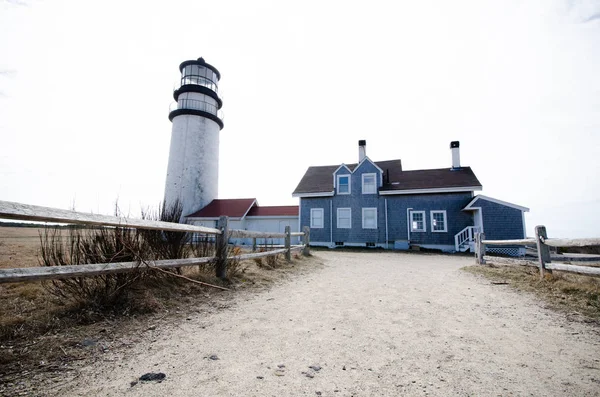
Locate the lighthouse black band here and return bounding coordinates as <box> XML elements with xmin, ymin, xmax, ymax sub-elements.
<box><xmin>168</xmin><ymin>109</ymin><xmax>224</xmax><ymax>130</ymax></box>
<box><xmin>173</xmin><ymin>84</ymin><xmax>223</xmax><ymax>109</ymax></box>
<box><xmin>179</xmin><ymin>60</ymin><xmax>221</xmax><ymax>80</ymax></box>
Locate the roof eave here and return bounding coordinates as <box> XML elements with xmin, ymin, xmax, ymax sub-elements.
<box><xmin>186</xmin><ymin>216</ymin><xmax>243</xmax><ymax>221</ymax></box>
<box><xmin>463</xmin><ymin>194</ymin><xmax>530</xmax><ymax>212</ymax></box>
<box><xmin>356</xmin><ymin>156</ymin><xmax>384</xmax><ymax>174</ymax></box>
<box><xmin>245</xmin><ymin>215</ymin><xmax>299</xmax><ymax>219</ymax></box>
<box><xmin>292</xmin><ymin>191</ymin><xmax>335</xmax><ymax>198</ymax></box>
<box><xmin>240</xmin><ymin>199</ymin><xmax>258</xmax><ymax>220</ymax></box>
<box><xmin>379</xmin><ymin>186</ymin><xmax>482</xmax><ymax>195</ymax></box>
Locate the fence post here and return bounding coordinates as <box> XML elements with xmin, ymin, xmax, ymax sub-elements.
<box><xmin>480</xmin><ymin>232</ymin><xmax>486</xmax><ymax>264</ymax></box>
<box><xmin>285</xmin><ymin>226</ymin><xmax>291</xmax><ymax>262</ymax></box>
<box><xmin>252</xmin><ymin>237</ymin><xmax>257</xmax><ymax>252</ymax></box>
<box><xmin>535</xmin><ymin>225</ymin><xmax>552</xmax><ymax>278</ymax></box>
<box><xmin>302</xmin><ymin>226</ymin><xmax>310</xmax><ymax>256</ymax></box>
<box><xmin>215</xmin><ymin>216</ymin><xmax>229</xmax><ymax>279</ymax></box>
<box><xmin>475</xmin><ymin>232</ymin><xmax>480</xmax><ymax>264</ymax></box>
<box><xmin>476</xmin><ymin>232</ymin><xmax>486</xmax><ymax>265</ymax></box>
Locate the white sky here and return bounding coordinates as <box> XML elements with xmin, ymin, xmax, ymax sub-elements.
<box><xmin>0</xmin><ymin>0</ymin><xmax>599</xmax><ymax>238</ymax></box>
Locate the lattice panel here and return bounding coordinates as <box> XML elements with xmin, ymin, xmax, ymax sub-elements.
<box><xmin>487</xmin><ymin>247</ymin><xmax>522</xmax><ymax>257</ymax></box>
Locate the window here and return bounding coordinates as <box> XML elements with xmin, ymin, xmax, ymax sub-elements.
<box><xmin>431</xmin><ymin>210</ymin><xmax>447</xmax><ymax>232</ymax></box>
<box><xmin>362</xmin><ymin>173</ymin><xmax>377</xmax><ymax>194</ymax></box>
<box><xmin>337</xmin><ymin>175</ymin><xmax>350</xmax><ymax>194</ymax></box>
<box><xmin>410</xmin><ymin>211</ymin><xmax>426</xmax><ymax>232</ymax></box>
<box><xmin>337</xmin><ymin>208</ymin><xmax>351</xmax><ymax>228</ymax></box>
<box><xmin>362</xmin><ymin>208</ymin><xmax>377</xmax><ymax>229</ymax></box>
<box><xmin>310</xmin><ymin>208</ymin><xmax>324</xmax><ymax>228</ymax></box>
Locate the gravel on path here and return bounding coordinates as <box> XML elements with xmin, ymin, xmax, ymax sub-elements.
<box><xmin>59</xmin><ymin>251</ymin><xmax>600</xmax><ymax>396</ymax></box>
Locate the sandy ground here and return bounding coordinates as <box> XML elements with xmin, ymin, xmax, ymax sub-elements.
<box><xmin>54</xmin><ymin>251</ymin><xmax>600</xmax><ymax>396</ymax></box>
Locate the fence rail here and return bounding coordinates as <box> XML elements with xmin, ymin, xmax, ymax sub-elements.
<box><xmin>542</xmin><ymin>238</ymin><xmax>600</xmax><ymax>248</ymax></box>
<box><xmin>475</xmin><ymin>226</ymin><xmax>600</xmax><ymax>278</ymax></box>
<box><xmin>0</xmin><ymin>200</ymin><xmax>220</xmax><ymax>235</ymax></box>
<box><xmin>0</xmin><ymin>201</ymin><xmax>311</xmax><ymax>285</ymax></box>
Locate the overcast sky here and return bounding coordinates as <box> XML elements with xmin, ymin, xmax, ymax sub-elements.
<box><xmin>1</xmin><ymin>0</ymin><xmax>599</xmax><ymax>238</ymax></box>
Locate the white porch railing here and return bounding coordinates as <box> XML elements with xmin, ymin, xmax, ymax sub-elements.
<box><xmin>454</xmin><ymin>226</ymin><xmax>480</xmax><ymax>252</ymax></box>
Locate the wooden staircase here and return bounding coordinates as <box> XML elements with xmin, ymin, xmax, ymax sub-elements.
<box><xmin>454</xmin><ymin>226</ymin><xmax>480</xmax><ymax>252</ymax></box>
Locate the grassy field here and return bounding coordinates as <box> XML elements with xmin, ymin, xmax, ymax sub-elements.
<box><xmin>0</xmin><ymin>227</ymin><xmax>53</xmax><ymax>346</ymax></box>
<box><xmin>0</xmin><ymin>226</ymin><xmax>43</xmax><ymax>269</ymax></box>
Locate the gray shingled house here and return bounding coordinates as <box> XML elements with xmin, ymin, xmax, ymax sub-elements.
<box><xmin>292</xmin><ymin>140</ymin><xmax>529</xmax><ymax>255</ymax></box>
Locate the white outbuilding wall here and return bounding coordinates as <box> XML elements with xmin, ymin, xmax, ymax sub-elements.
<box><xmin>188</xmin><ymin>216</ymin><xmax>300</xmax><ymax>246</ymax></box>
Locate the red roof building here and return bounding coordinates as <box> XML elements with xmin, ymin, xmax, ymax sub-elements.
<box><xmin>186</xmin><ymin>199</ymin><xmax>298</xmax><ymax>219</ymax></box>
<box><xmin>186</xmin><ymin>198</ymin><xmax>257</xmax><ymax>219</ymax></box>
<box><xmin>185</xmin><ymin>199</ymin><xmax>300</xmax><ymax>245</ymax></box>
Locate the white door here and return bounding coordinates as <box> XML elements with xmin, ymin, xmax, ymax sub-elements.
<box><xmin>473</xmin><ymin>209</ymin><xmax>483</xmax><ymax>233</ymax></box>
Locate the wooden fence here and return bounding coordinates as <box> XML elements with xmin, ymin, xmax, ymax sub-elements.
<box><xmin>475</xmin><ymin>225</ymin><xmax>600</xmax><ymax>278</ymax></box>
<box><xmin>0</xmin><ymin>200</ymin><xmax>310</xmax><ymax>285</ymax></box>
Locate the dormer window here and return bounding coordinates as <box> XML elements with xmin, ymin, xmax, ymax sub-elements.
<box><xmin>337</xmin><ymin>175</ymin><xmax>350</xmax><ymax>194</ymax></box>
<box><xmin>362</xmin><ymin>173</ymin><xmax>377</xmax><ymax>194</ymax></box>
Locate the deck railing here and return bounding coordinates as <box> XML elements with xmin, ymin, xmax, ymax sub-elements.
<box><xmin>455</xmin><ymin>226</ymin><xmax>480</xmax><ymax>251</ymax></box>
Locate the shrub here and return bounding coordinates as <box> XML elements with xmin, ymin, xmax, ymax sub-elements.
<box><xmin>253</xmin><ymin>257</ymin><xmax>264</xmax><ymax>267</ymax></box>
<box><xmin>140</xmin><ymin>199</ymin><xmax>191</xmax><ymax>262</ymax></box>
<box><xmin>227</xmin><ymin>246</ymin><xmax>246</xmax><ymax>278</ymax></box>
<box><xmin>39</xmin><ymin>200</ymin><xmax>195</xmax><ymax>310</ymax></box>
<box><xmin>39</xmin><ymin>226</ymin><xmax>148</xmax><ymax>309</ymax></box>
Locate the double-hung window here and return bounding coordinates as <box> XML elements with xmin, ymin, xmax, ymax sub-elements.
<box><xmin>337</xmin><ymin>208</ymin><xmax>351</xmax><ymax>228</ymax></box>
<box><xmin>362</xmin><ymin>173</ymin><xmax>377</xmax><ymax>194</ymax></box>
<box><xmin>362</xmin><ymin>208</ymin><xmax>377</xmax><ymax>229</ymax></box>
<box><xmin>410</xmin><ymin>211</ymin><xmax>426</xmax><ymax>232</ymax></box>
<box><xmin>337</xmin><ymin>175</ymin><xmax>350</xmax><ymax>194</ymax></box>
<box><xmin>310</xmin><ymin>208</ymin><xmax>324</xmax><ymax>228</ymax></box>
<box><xmin>431</xmin><ymin>210</ymin><xmax>447</xmax><ymax>232</ymax></box>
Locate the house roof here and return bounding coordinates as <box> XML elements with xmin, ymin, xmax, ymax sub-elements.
<box><xmin>292</xmin><ymin>157</ymin><xmax>482</xmax><ymax>195</ymax></box>
<box><xmin>293</xmin><ymin>159</ymin><xmax>403</xmax><ymax>195</ymax></box>
<box><xmin>379</xmin><ymin>167</ymin><xmax>482</xmax><ymax>192</ymax></box>
<box><xmin>186</xmin><ymin>200</ymin><xmax>299</xmax><ymax>219</ymax></box>
<box><xmin>247</xmin><ymin>205</ymin><xmax>299</xmax><ymax>217</ymax></box>
<box><xmin>463</xmin><ymin>195</ymin><xmax>529</xmax><ymax>212</ymax></box>
<box><xmin>186</xmin><ymin>198</ymin><xmax>256</xmax><ymax>218</ymax></box>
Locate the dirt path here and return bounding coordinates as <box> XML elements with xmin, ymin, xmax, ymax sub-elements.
<box><xmin>58</xmin><ymin>251</ymin><xmax>600</xmax><ymax>396</ymax></box>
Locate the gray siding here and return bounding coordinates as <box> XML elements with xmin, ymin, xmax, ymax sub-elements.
<box><xmin>301</xmin><ymin>190</ymin><xmax>475</xmax><ymax>246</ymax></box>
<box><xmin>478</xmin><ymin>199</ymin><xmax>525</xmax><ymax>240</ymax></box>
<box><xmin>385</xmin><ymin>193</ymin><xmax>474</xmax><ymax>245</ymax></box>
<box><xmin>300</xmin><ymin>197</ymin><xmax>333</xmax><ymax>243</ymax></box>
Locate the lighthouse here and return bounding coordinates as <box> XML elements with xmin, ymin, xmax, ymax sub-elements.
<box><xmin>164</xmin><ymin>57</ymin><xmax>224</xmax><ymax>219</ymax></box>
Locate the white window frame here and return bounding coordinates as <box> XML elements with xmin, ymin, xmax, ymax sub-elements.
<box><xmin>362</xmin><ymin>173</ymin><xmax>377</xmax><ymax>194</ymax></box>
<box><xmin>310</xmin><ymin>208</ymin><xmax>324</xmax><ymax>229</ymax></box>
<box><xmin>410</xmin><ymin>211</ymin><xmax>426</xmax><ymax>232</ymax></box>
<box><xmin>362</xmin><ymin>207</ymin><xmax>378</xmax><ymax>229</ymax></box>
<box><xmin>336</xmin><ymin>174</ymin><xmax>351</xmax><ymax>195</ymax></box>
<box><xmin>337</xmin><ymin>208</ymin><xmax>352</xmax><ymax>229</ymax></box>
<box><xmin>430</xmin><ymin>210</ymin><xmax>447</xmax><ymax>232</ymax></box>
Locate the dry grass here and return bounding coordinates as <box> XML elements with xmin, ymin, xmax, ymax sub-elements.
<box><xmin>0</xmin><ymin>226</ymin><xmax>43</xmax><ymax>269</ymax></box>
<box><xmin>0</xmin><ymin>226</ymin><xmax>317</xmax><ymax>388</ymax></box>
<box><xmin>463</xmin><ymin>263</ymin><xmax>600</xmax><ymax>321</ymax></box>
<box><xmin>251</xmin><ymin>244</ymin><xmax>285</xmax><ymax>269</ymax></box>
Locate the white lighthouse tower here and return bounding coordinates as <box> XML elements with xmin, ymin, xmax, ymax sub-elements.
<box><xmin>164</xmin><ymin>57</ymin><xmax>224</xmax><ymax>219</ymax></box>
